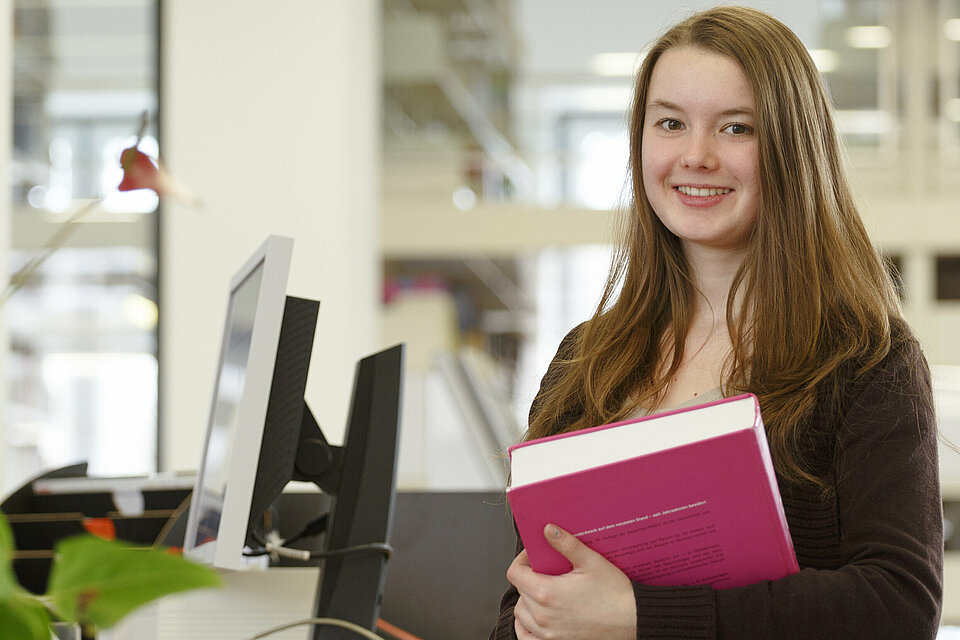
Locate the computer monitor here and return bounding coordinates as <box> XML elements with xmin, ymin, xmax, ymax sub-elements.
<box><xmin>310</xmin><ymin>343</ymin><xmax>404</xmax><ymax>639</ymax></box>
<box><xmin>182</xmin><ymin>234</ymin><xmax>405</xmax><ymax>637</ymax></box>
<box><xmin>183</xmin><ymin>235</ymin><xmax>323</xmax><ymax>570</ymax></box>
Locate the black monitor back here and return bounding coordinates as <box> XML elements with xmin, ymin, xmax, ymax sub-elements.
<box><xmin>312</xmin><ymin>343</ymin><xmax>404</xmax><ymax>639</ymax></box>
<box><xmin>247</xmin><ymin>295</ymin><xmax>319</xmax><ymax>547</ymax></box>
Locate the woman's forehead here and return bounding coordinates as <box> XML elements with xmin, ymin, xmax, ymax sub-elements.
<box><xmin>645</xmin><ymin>47</ymin><xmax>755</xmax><ymax>117</ymax></box>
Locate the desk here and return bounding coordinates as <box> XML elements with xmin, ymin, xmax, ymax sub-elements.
<box><xmin>101</xmin><ymin>568</ymin><xmax>320</xmax><ymax>640</ymax></box>
<box><xmin>7</xmin><ymin>481</ymin><xmax>515</xmax><ymax>640</ymax></box>
<box><xmin>101</xmin><ymin>490</ymin><xmax>517</xmax><ymax>640</ymax></box>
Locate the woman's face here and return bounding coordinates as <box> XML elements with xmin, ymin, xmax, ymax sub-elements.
<box><xmin>641</xmin><ymin>46</ymin><xmax>761</xmax><ymax>254</ymax></box>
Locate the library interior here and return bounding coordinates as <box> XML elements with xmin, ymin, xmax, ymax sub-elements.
<box><xmin>3</xmin><ymin>1</ymin><xmax>960</xmax><ymax>639</ymax></box>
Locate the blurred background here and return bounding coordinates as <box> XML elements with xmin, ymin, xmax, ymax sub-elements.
<box><xmin>5</xmin><ymin>0</ymin><xmax>960</xmax><ymax>627</ymax></box>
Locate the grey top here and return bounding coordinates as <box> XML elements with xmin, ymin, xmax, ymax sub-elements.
<box><xmin>625</xmin><ymin>386</ymin><xmax>725</xmax><ymax>419</ymax></box>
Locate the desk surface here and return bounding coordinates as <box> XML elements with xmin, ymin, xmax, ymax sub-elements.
<box><xmin>100</xmin><ymin>490</ymin><xmax>516</xmax><ymax>640</ymax></box>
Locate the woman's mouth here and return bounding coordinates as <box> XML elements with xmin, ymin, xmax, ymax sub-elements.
<box><xmin>674</xmin><ymin>185</ymin><xmax>733</xmax><ymax>207</ymax></box>
<box><xmin>676</xmin><ymin>186</ymin><xmax>732</xmax><ymax>197</ymax></box>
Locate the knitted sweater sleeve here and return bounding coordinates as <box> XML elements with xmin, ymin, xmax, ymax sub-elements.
<box><xmin>490</xmin><ymin>334</ymin><xmax>943</xmax><ymax>640</ymax></box>
<box><xmin>706</xmin><ymin>336</ymin><xmax>943</xmax><ymax>639</ymax></box>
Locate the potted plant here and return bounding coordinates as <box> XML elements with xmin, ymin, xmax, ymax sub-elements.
<box><xmin>0</xmin><ymin>511</ymin><xmax>220</xmax><ymax>639</ymax></box>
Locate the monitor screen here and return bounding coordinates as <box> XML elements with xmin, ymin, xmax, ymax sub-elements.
<box><xmin>190</xmin><ymin>263</ymin><xmax>264</xmax><ymax>548</ymax></box>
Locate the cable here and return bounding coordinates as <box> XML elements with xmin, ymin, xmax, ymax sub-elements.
<box><xmin>246</xmin><ymin>617</ymin><xmax>382</xmax><ymax>639</ymax></box>
<box><xmin>243</xmin><ymin>540</ymin><xmax>393</xmax><ymax>563</ymax></box>
<box><xmin>311</xmin><ymin>542</ymin><xmax>393</xmax><ymax>561</ymax></box>
<box><xmin>376</xmin><ymin>618</ymin><xmax>426</xmax><ymax>640</ymax></box>
<box><xmin>285</xmin><ymin>513</ymin><xmax>329</xmax><ymax>545</ymax></box>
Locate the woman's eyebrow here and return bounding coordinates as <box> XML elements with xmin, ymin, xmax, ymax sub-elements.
<box><xmin>719</xmin><ymin>107</ymin><xmax>755</xmax><ymax>118</ymax></box>
<box><xmin>646</xmin><ymin>99</ymin><xmax>683</xmax><ymax>112</ymax></box>
<box><xmin>646</xmin><ymin>99</ymin><xmax>755</xmax><ymax>119</ymax></box>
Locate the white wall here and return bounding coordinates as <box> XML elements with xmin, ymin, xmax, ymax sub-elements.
<box><xmin>160</xmin><ymin>1</ymin><xmax>381</xmax><ymax>472</ymax></box>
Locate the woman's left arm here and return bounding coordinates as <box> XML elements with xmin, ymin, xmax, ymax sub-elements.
<box><xmin>710</xmin><ymin>336</ymin><xmax>944</xmax><ymax>638</ymax></box>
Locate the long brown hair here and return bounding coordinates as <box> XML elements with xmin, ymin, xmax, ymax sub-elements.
<box><xmin>527</xmin><ymin>6</ymin><xmax>903</xmax><ymax>487</ymax></box>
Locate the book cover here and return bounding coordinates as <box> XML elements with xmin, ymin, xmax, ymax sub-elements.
<box><xmin>506</xmin><ymin>393</ymin><xmax>798</xmax><ymax>590</ymax></box>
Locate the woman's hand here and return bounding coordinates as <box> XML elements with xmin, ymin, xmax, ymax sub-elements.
<box><xmin>507</xmin><ymin>524</ymin><xmax>637</xmax><ymax>640</ymax></box>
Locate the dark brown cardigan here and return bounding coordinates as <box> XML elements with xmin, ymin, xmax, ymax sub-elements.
<box><xmin>490</xmin><ymin>328</ymin><xmax>943</xmax><ymax>639</ymax></box>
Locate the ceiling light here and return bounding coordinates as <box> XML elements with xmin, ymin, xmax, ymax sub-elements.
<box><xmin>946</xmin><ymin>98</ymin><xmax>960</xmax><ymax>123</ymax></box>
<box><xmin>123</xmin><ymin>294</ymin><xmax>159</xmax><ymax>330</ymax></box>
<box><xmin>808</xmin><ymin>49</ymin><xmax>839</xmax><ymax>73</ymax></box>
<box><xmin>845</xmin><ymin>26</ymin><xmax>892</xmax><ymax>49</ymax></box>
<box><xmin>945</xmin><ymin>19</ymin><xmax>960</xmax><ymax>41</ymax></box>
<box><xmin>590</xmin><ymin>52</ymin><xmax>643</xmax><ymax>77</ymax></box>
<box><xmin>452</xmin><ymin>186</ymin><xmax>477</xmax><ymax>211</ymax></box>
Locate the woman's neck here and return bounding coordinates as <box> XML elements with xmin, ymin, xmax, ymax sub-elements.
<box><xmin>683</xmin><ymin>243</ymin><xmax>748</xmax><ymax>323</ymax></box>
<box><xmin>648</xmin><ymin>243</ymin><xmax>747</xmax><ymax>410</ymax></box>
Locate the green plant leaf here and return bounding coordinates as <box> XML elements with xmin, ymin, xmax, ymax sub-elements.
<box><xmin>0</xmin><ymin>511</ymin><xmax>21</xmax><ymax>597</ymax></box>
<box><xmin>0</xmin><ymin>591</ymin><xmax>52</xmax><ymax>640</ymax></box>
<box><xmin>0</xmin><ymin>511</ymin><xmax>13</xmax><ymax>556</ymax></box>
<box><xmin>47</xmin><ymin>535</ymin><xmax>221</xmax><ymax>629</ymax></box>
<box><xmin>0</xmin><ymin>512</ymin><xmax>53</xmax><ymax>639</ymax></box>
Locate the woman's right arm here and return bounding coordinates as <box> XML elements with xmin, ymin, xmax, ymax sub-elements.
<box><xmin>490</xmin><ymin>327</ymin><xmax>584</xmax><ymax>640</ymax></box>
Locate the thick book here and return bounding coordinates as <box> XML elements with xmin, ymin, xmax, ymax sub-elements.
<box><xmin>507</xmin><ymin>393</ymin><xmax>798</xmax><ymax>590</ymax></box>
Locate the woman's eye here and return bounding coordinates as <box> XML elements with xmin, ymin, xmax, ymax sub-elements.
<box><xmin>657</xmin><ymin>118</ymin><xmax>683</xmax><ymax>131</ymax></box>
<box><xmin>723</xmin><ymin>123</ymin><xmax>753</xmax><ymax>135</ymax></box>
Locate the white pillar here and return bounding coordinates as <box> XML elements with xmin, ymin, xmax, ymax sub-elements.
<box><xmin>0</xmin><ymin>0</ymin><xmax>11</xmax><ymax>489</ymax></box>
<box><xmin>160</xmin><ymin>1</ymin><xmax>381</xmax><ymax>472</ymax></box>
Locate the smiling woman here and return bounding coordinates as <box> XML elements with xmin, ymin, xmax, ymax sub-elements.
<box><xmin>491</xmin><ymin>5</ymin><xmax>942</xmax><ymax>640</ymax></box>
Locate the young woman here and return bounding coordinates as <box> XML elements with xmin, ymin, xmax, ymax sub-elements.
<box><xmin>490</xmin><ymin>6</ymin><xmax>943</xmax><ymax>639</ymax></box>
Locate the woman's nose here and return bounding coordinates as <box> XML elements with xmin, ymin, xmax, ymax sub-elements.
<box><xmin>681</xmin><ymin>132</ymin><xmax>719</xmax><ymax>170</ymax></box>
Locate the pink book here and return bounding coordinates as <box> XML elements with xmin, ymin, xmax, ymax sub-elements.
<box><xmin>507</xmin><ymin>393</ymin><xmax>798</xmax><ymax>589</ymax></box>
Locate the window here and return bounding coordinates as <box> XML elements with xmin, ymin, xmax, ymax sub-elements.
<box><xmin>7</xmin><ymin>1</ymin><xmax>159</xmax><ymax>490</ymax></box>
